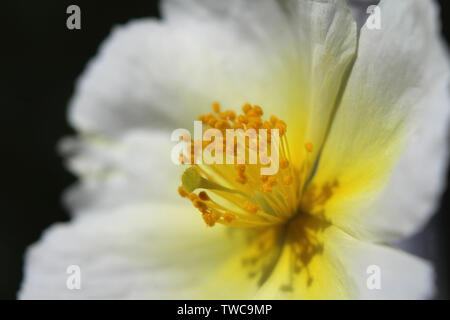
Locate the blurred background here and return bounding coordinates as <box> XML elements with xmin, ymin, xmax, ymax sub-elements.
<box><xmin>1</xmin><ymin>0</ymin><xmax>449</xmax><ymax>299</ymax></box>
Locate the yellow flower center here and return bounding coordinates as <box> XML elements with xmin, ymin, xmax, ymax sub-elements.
<box><xmin>177</xmin><ymin>102</ymin><xmax>326</xmax><ymax>229</ymax></box>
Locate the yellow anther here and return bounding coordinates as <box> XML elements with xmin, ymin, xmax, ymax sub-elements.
<box><xmin>280</xmin><ymin>159</ymin><xmax>290</xmax><ymax>169</ymax></box>
<box><xmin>247</xmin><ymin>121</ymin><xmax>262</xmax><ymax>130</ymax></box>
<box><xmin>250</xmin><ymin>117</ymin><xmax>262</xmax><ymax>125</ymax></box>
<box><xmin>208</xmin><ymin>118</ymin><xmax>217</xmax><ymax>127</ymax></box>
<box><xmin>238</xmin><ymin>114</ymin><xmax>248</xmax><ymax>124</ymax></box>
<box><xmin>270</xmin><ymin>115</ymin><xmax>278</xmax><ymax>125</ymax></box>
<box><xmin>219</xmin><ymin>112</ymin><xmax>228</xmax><ymax>120</ymax></box>
<box><xmin>224</xmin><ymin>212</ymin><xmax>236</xmax><ymax>223</ymax></box>
<box><xmin>268</xmin><ymin>176</ymin><xmax>277</xmax><ymax>187</ymax></box>
<box><xmin>193</xmin><ymin>199</ymin><xmax>207</xmax><ymax>211</ymax></box>
<box><xmin>215</xmin><ymin>120</ymin><xmax>231</xmax><ymax>130</ymax></box>
<box><xmin>226</xmin><ymin>110</ymin><xmax>236</xmax><ymax>121</ymax></box>
<box><xmin>305</xmin><ymin>142</ymin><xmax>314</xmax><ymax>153</ymax></box>
<box><xmin>212</xmin><ymin>101</ymin><xmax>220</xmax><ymax>113</ymax></box>
<box><xmin>283</xmin><ymin>176</ymin><xmax>293</xmax><ymax>185</ymax></box>
<box><xmin>263</xmin><ymin>121</ymin><xmax>272</xmax><ymax>130</ymax></box>
<box><xmin>254</xmin><ymin>105</ymin><xmax>263</xmax><ymax>116</ymax></box>
<box><xmin>234</xmin><ymin>121</ymin><xmax>244</xmax><ymax>129</ymax></box>
<box><xmin>236</xmin><ymin>164</ymin><xmax>246</xmax><ymax>173</ymax></box>
<box><xmin>260</xmin><ymin>175</ymin><xmax>269</xmax><ymax>182</ymax></box>
<box><xmin>188</xmin><ymin>193</ymin><xmax>197</xmax><ymax>201</ymax></box>
<box><xmin>262</xmin><ymin>183</ymin><xmax>272</xmax><ymax>193</ymax></box>
<box><xmin>199</xmin><ymin>191</ymin><xmax>210</xmax><ymax>201</ymax></box>
<box><xmin>202</xmin><ymin>212</ymin><xmax>219</xmax><ymax>227</ymax></box>
<box><xmin>236</xmin><ymin>172</ymin><xmax>247</xmax><ymax>184</ymax></box>
<box><xmin>242</xmin><ymin>103</ymin><xmax>252</xmax><ymax>113</ymax></box>
<box><xmin>275</xmin><ymin>122</ymin><xmax>286</xmax><ymax>136</ymax></box>
<box><xmin>243</xmin><ymin>201</ymin><xmax>258</xmax><ymax>214</ymax></box>
<box><xmin>246</xmin><ymin>109</ymin><xmax>259</xmax><ymax>117</ymax></box>
<box><xmin>178</xmin><ymin>186</ymin><xmax>188</xmax><ymax>198</ymax></box>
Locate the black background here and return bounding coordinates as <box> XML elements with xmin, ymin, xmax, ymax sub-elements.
<box><xmin>1</xmin><ymin>0</ymin><xmax>449</xmax><ymax>300</ymax></box>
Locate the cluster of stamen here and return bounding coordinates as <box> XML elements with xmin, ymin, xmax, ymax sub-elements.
<box><xmin>178</xmin><ymin>102</ymin><xmax>313</xmax><ymax>228</ymax></box>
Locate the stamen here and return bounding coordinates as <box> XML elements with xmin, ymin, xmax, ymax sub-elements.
<box><xmin>178</xmin><ymin>186</ymin><xmax>188</xmax><ymax>198</ymax></box>
<box><xmin>212</xmin><ymin>101</ymin><xmax>221</xmax><ymax>113</ymax></box>
<box><xmin>199</xmin><ymin>191</ymin><xmax>210</xmax><ymax>201</ymax></box>
<box><xmin>224</xmin><ymin>212</ymin><xmax>236</xmax><ymax>223</ymax></box>
<box><xmin>177</xmin><ymin>102</ymin><xmax>311</xmax><ymax>228</ymax></box>
<box><xmin>243</xmin><ymin>200</ymin><xmax>259</xmax><ymax>214</ymax></box>
<box><xmin>280</xmin><ymin>159</ymin><xmax>290</xmax><ymax>169</ymax></box>
<box><xmin>283</xmin><ymin>176</ymin><xmax>293</xmax><ymax>185</ymax></box>
<box><xmin>175</xmin><ymin>103</ymin><xmax>342</xmax><ymax>290</ymax></box>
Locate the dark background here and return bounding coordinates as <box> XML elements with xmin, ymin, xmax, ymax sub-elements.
<box><xmin>1</xmin><ymin>0</ymin><xmax>449</xmax><ymax>300</ymax></box>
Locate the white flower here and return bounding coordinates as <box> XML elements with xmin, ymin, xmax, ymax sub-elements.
<box><xmin>20</xmin><ymin>0</ymin><xmax>449</xmax><ymax>299</ymax></box>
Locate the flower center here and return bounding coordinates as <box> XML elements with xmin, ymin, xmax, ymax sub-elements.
<box><xmin>177</xmin><ymin>102</ymin><xmax>316</xmax><ymax>228</ymax></box>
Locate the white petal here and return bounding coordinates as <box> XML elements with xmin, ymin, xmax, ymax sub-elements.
<box><xmin>164</xmin><ymin>0</ymin><xmax>358</xmax><ymax>165</ymax></box>
<box><xmin>276</xmin><ymin>0</ymin><xmax>358</xmax><ymax>165</ymax></box>
<box><xmin>21</xmin><ymin>203</ymin><xmax>432</xmax><ymax>299</ymax></box>
<box><xmin>309</xmin><ymin>0</ymin><xmax>450</xmax><ymax>241</ymax></box>
<box><xmin>351</xmin><ymin>0</ymin><xmax>450</xmax><ymax>241</ymax></box>
<box><xmin>362</xmin><ymin>72</ymin><xmax>450</xmax><ymax>241</ymax></box>
<box><xmin>69</xmin><ymin>20</ymin><xmax>171</xmax><ymax>136</ymax></box>
<box><xmin>328</xmin><ymin>228</ymin><xmax>435</xmax><ymax>300</ymax></box>
<box><xmin>60</xmin><ymin>130</ymin><xmax>183</xmax><ymax>213</ymax></box>
<box><xmin>70</xmin><ymin>0</ymin><xmax>357</xmax><ymax>160</ymax></box>
<box><xmin>19</xmin><ymin>203</ymin><xmax>239</xmax><ymax>299</ymax></box>
<box><xmin>69</xmin><ymin>1</ymin><xmax>297</xmax><ymax>137</ymax></box>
